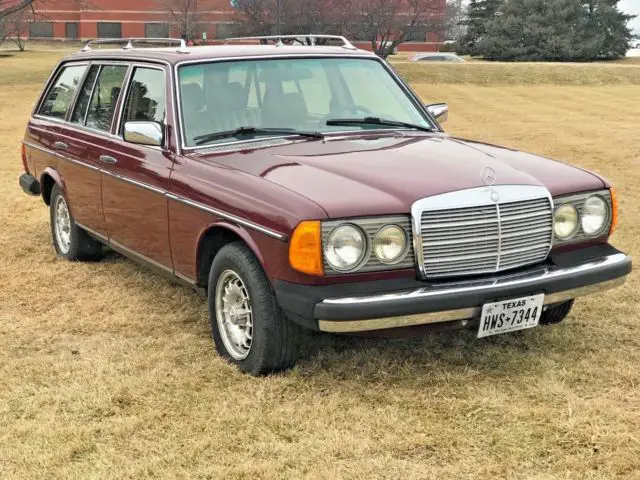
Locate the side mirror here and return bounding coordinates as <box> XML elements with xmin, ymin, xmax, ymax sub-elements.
<box><xmin>123</xmin><ymin>121</ymin><xmax>164</xmax><ymax>147</ymax></box>
<box><xmin>426</xmin><ymin>103</ymin><xmax>448</xmax><ymax>123</ymax></box>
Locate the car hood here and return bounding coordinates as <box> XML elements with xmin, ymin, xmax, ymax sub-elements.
<box><xmin>202</xmin><ymin>134</ymin><xmax>606</xmax><ymax>218</ymax></box>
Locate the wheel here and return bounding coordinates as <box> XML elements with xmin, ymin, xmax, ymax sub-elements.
<box><xmin>539</xmin><ymin>300</ymin><xmax>574</xmax><ymax>325</ymax></box>
<box><xmin>49</xmin><ymin>184</ymin><xmax>103</xmax><ymax>261</ymax></box>
<box><xmin>208</xmin><ymin>242</ymin><xmax>301</xmax><ymax>375</ymax></box>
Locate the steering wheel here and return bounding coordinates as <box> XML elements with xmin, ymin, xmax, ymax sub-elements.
<box><xmin>320</xmin><ymin>105</ymin><xmax>373</xmax><ymax>126</ymax></box>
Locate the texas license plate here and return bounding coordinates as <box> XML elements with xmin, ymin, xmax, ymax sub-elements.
<box><xmin>477</xmin><ymin>294</ymin><xmax>545</xmax><ymax>338</ymax></box>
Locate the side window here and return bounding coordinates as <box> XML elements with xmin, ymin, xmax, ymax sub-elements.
<box><xmin>85</xmin><ymin>65</ymin><xmax>128</xmax><ymax>132</ymax></box>
<box><xmin>121</xmin><ymin>67</ymin><xmax>166</xmax><ymax>127</ymax></box>
<box><xmin>70</xmin><ymin>65</ymin><xmax>100</xmax><ymax>124</ymax></box>
<box><xmin>38</xmin><ymin>65</ymin><xmax>87</xmax><ymax>119</ymax></box>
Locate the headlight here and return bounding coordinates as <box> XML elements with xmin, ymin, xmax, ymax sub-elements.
<box><xmin>582</xmin><ymin>195</ymin><xmax>608</xmax><ymax>236</ymax></box>
<box><xmin>554</xmin><ymin>204</ymin><xmax>578</xmax><ymax>240</ymax></box>
<box><xmin>324</xmin><ymin>224</ymin><xmax>366</xmax><ymax>271</ymax></box>
<box><xmin>373</xmin><ymin>225</ymin><xmax>407</xmax><ymax>264</ymax></box>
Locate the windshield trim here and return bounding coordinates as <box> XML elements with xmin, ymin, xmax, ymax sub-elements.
<box><xmin>174</xmin><ymin>54</ymin><xmax>440</xmax><ymax>151</ymax></box>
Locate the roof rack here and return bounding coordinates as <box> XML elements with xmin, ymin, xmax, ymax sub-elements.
<box><xmin>81</xmin><ymin>37</ymin><xmax>188</xmax><ymax>53</ymax></box>
<box><xmin>224</xmin><ymin>34</ymin><xmax>357</xmax><ymax>50</ymax></box>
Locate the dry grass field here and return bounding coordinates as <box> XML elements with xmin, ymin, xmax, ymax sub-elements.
<box><xmin>1</xmin><ymin>48</ymin><xmax>639</xmax><ymax>479</ymax></box>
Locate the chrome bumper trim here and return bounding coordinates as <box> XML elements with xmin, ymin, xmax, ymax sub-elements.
<box><xmin>317</xmin><ymin>253</ymin><xmax>629</xmax><ymax>333</ymax></box>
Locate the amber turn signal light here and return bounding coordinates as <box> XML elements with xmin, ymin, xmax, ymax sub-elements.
<box><xmin>289</xmin><ymin>221</ymin><xmax>324</xmax><ymax>276</ymax></box>
<box><xmin>610</xmin><ymin>188</ymin><xmax>618</xmax><ymax>236</ymax></box>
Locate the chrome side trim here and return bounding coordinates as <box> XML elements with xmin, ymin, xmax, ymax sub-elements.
<box><xmin>166</xmin><ymin>193</ymin><xmax>288</xmax><ymax>241</ymax></box>
<box><xmin>23</xmin><ymin>140</ymin><xmax>100</xmax><ymax>172</ymax></box>
<box><xmin>101</xmin><ymin>169</ymin><xmax>166</xmax><ymax>195</ymax></box>
<box><xmin>75</xmin><ymin>222</ymin><xmax>108</xmax><ymax>242</ymax></box>
<box><xmin>321</xmin><ymin>253</ymin><xmax>628</xmax><ymax>306</ymax></box>
<box><xmin>318</xmin><ymin>276</ymin><xmax>627</xmax><ymax>333</ymax></box>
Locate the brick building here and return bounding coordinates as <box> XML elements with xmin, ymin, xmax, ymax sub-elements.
<box><xmin>28</xmin><ymin>0</ymin><xmax>233</xmax><ymax>41</ymax></box>
<box><xmin>23</xmin><ymin>0</ymin><xmax>444</xmax><ymax>51</ymax></box>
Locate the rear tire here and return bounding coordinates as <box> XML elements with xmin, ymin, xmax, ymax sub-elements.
<box><xmin>539</xmin><ymin>300</ymin><xmax>574</xmax><ymax>325</ymax></box>
<box><xmin>208</xmin><ymin>242</ymin><xmax>301</xmax><ymax>375</ymax></box>
<box><xmin>49</xmin><ymin>184</ymin><xmax>103</xmax><ymax>261</ymax></box>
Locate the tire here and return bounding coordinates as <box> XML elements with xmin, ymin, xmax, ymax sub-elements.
<box><xmin>49</xmin><ymin>184</ymin><xmax>103</xmax><ymax>261</ymax></box>
<box><xmin>539</xmin><ymin>300</ymin><xmax>574</xmax><ymax>325</ymax></box>
<box><xmin>208</xmin><ymin>242</ymin><xmax>300</xmax><ymax>375</ymax></box>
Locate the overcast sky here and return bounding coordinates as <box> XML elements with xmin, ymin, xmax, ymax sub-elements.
<box><xmin>620</xmin><ymin>0</ymin><xmax>640</xmax><ymax>33</ymax></box>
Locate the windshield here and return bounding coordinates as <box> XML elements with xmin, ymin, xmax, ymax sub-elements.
<box><xmin>177</xmin><ymin>57</ymin><xmax>433</xmax><ymax>147</ymax></box>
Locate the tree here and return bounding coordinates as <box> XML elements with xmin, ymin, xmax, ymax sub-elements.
<box><xmin>0</xmin><ymin>0</ymin><xmax>35</xmax><ymax>22</ymax></box>
<box><xmin>233</xmin><ymin>0</ymin><xmax>444</xmax><ymax>57</ymax></box>
<box><xmin>475</xmin><ymin>0</ymin><xmax>635</xmax><ymax>61</ymax></box>
<box><xmin>444</xmin><ymin>0</ymin><xmax>466</xmax><ymax>43</ymax></box>
<box><xmin>159</xmin><ymin>0</ymin><xmax>204</xmax><ymax>41</ymax></box>
<box><xmin>2</xmin><ymin>7</ymin><xmax>30</xmax><ymax>50</ymax></box>
<box><xmin>232</xmin><ymin>0</ymin><xmax>353</xmax><ymax>38</ymax></box>
<box><xmin>352</xmin><ymin>0</ymin><xmax>444</xmax><ymax>58</ymax></box>
<box><xmin>458</xmin><ymin>0</ymin><xmax>503</xmax><ymax>55</ymax></box>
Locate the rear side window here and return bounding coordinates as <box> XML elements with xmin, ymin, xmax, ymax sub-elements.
<box><xmin>121</xmin><ymin>67</ymin><xmax>166</xmax><ymax>126</ymax></box>
<box><xmin>38</xmin><ymin>65</ymin><xmax>87</xmax><ymax>119</ymax></box>
<box><xmin>81</xmin><ymin>65</ymin><xmax>128</xmax><ymax>132</ymax></box>
<box><xmin>70</xmin><ymin>65</ymin><xmax>100</xmax><ymax>124</ymax></box>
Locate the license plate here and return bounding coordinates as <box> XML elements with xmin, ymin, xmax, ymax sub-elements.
<box><xmin>477</xmin><ymin>294</ymin><xmax>545</xmax><ymax>338</ymax></box>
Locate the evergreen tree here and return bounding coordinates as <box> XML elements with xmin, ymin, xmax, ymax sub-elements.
<box><xmin>475</xmin><ymin>0</ymin><xmax>634</xmax><ymax>61</ymax></box>
<box><xmin>459</xmin><ymin>0</ymin><xmax>504</xmax><ymax>55</ymax></box>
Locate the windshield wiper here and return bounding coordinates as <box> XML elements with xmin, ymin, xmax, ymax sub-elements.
<box><xmin>193</xmin><ymin>126</ymin><xmax>323</xmax><ymax>146</ymax></box>
<box><xmin>325</xmin><ymin>117</ymin><xmax>434</xmax><ymax>133</ymax></box>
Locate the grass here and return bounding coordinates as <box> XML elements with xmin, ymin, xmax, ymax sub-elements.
<box><xmin>1</xmin><ymin>49</ymin><xmax>639</xmax><ymax>479</ymax></box>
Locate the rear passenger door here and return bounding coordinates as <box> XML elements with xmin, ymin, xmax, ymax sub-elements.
<box><xmin>60</xmin><ymin>63</ymin><xmax>129</xmax><ymax>238</ymax></box>
<box><xmin>100</xmin><ymin>64</ymin><xmax>174</xmax><ymax>268</ymax></box>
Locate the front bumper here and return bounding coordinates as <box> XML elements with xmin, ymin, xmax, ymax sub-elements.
<box><xmin>275</xmin><ymin>244</ymin><xmax>631</xmax><ymax>333</ymax></box>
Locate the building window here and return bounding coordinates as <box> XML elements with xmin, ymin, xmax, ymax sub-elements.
<box><xmin>97</xmin><ymin>22</ymin><xmax>122</xmax><ymax>39</ymax></box>
<box><xmin>65</xmin><ymin>22</ymin><xmax>78</xmax><ymax>40</ymax></box>
<box><xmin>145</xmin><ymin>23</ymin><xmax>170</xmax><ymax>38</ymax></box>
<box><xmin>29</xmin><ymin>22</ymin><xmax>53</xmax><ymax>38</ymax></box>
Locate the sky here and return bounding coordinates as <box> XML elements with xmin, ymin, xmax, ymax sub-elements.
<box><xmin>620</xmin><ymin>0</ymin><xmax>640</xmax><ymax>34</ymax></box>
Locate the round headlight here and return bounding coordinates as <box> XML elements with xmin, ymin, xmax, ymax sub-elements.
<box><xmin>554</xmin><ymin>204</ymin><xmax>579</xmax><ymax>240</ymax></box>
<box><xmin>582</xmin><ymin>195</ymin><xmax>608</xmax><ymax>235</ymax></box>
<box><xmin>324</xmin><ymin>224</ymin><xmax>366</xmax><ymax>271</ymax></box>
<box><xmin>373</xmin><ymin>225</ymin><xmax>407</xmax><ymax>264</ymax></box>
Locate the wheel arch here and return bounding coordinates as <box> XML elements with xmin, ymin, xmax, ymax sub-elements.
<box><xmin>195</xmin><ymin>222</ymin><xmax>268</xmax><ymax>289</ymax></box>
<box><xmin>39</xmin><ymin>167</ymin><xmax>64</xmax><ymax>206</ymax></box>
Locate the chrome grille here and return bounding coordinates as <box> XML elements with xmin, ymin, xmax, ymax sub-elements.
<box><xmin>414</xmin><ymin>186</ymin><xmax>553</xmax><ymax>278</ymax></box>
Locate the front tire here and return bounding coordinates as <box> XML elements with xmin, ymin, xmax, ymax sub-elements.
<box><xmin>49</xmin><ymin>184</ymin><xmax>103</xmax><ymax>261</ymax></box>
<box><xmin>539</xmin><ymin>300</ymin><xmax>574</xmax><ymax>325</ymax></box>
<box><xmin>208</xmin><ymin>242</ymin><xmax>300</xmax><ymax>375</ymax></box>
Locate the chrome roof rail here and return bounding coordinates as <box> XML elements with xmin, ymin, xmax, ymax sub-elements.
<box><xmin>81</xmin><ymin>38</ymin><xmax>188</xmax><ymax>53</ymax></box>
<box><xmin>223</xmin><ymin>34</ymin><xmax>357</xmax><ymax>50</ymax></box>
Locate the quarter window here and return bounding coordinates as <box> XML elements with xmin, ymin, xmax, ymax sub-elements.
<box><xmin>38</xmin><ymin>65</ymin><xmax>87</xmax><ymax>119</ymax></box>
<box><xmin>70</xmin><ymin>65</ymin><xmax>100</xmax><ymax>124</ymax></box>
<box><xmin>85</xmin><ymin>65</ymin><xmax>128</xmax><ymax>132</ymax></box>
<box><xmin>121</xmin><ymin>67</ymin><xmax>166</xmax><ymax>127</ymax></box>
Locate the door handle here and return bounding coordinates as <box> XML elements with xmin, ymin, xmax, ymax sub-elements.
<box><xmin>53</xmin><ymin>141</ymin><xmax>68</xmax><ymax>151</ymax></box>
<box><xmin>99</xmin><ymin>155</ymin><xmax>118</xmax><ymax>165</ymax></box>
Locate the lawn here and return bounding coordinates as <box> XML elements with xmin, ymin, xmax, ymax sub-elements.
<box><xmin>1</xmin><ymin>48</ymin><xmax>639</xmax><ymax>479</ymax></box>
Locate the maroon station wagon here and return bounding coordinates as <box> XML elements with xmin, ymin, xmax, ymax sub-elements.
<box><xmin>19</xmin><ymin>36</ymin><xmax>632</xmax><ymax>374</ymax></box>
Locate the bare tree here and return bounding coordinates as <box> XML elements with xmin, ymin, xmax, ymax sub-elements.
<box><xmin>3</xmin><ymin>7</ymin><xmax>31</xmax><ymax>50</ymax></box>
<box><xmin>158</xmin><ymin>0</ymin><xmax>204</xmax><ymax>41</ymax></box>
<box><xmin>355</xmin><ymin>0</ymin><xmax>444</xmax><ymax>58</ymax></box>
<box><xmin>0</xmin><ymin>0</ymin><xmax>35</xmax><ymax>22</ymax></box>
<box><xmin>233</xmin><ymin>0</ymin><xmax>354</xmax><ymax>38</ymax></box>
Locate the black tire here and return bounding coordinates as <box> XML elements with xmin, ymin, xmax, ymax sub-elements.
<box><xmin>207</xmin><ymin>242</ymin><xmax>301</xmax><ymax>375</ymax></box>
<box><xmin>49</xmin><ymin>184</ymin><xmax>103</xmax><ymax>261</ymax></box>
<box><xmin>539</xmin><ymin>300</ymin><xmax>574</xmax><ymax>325</ymax></box>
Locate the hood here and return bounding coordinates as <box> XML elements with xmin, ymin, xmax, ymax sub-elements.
<box><xmin>198</xmin><ymin>134</ymin><xmax>605</xmax><ymax>218</ymax></box>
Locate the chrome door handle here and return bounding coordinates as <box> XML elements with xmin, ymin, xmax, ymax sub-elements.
<box><xmin>99</xmin><ymin>155</ymin><xmax>117</xmax><ymax>165</ymax></box>
<box><xmin>53</xmin><ymin>141</ymin><xmax>68</xmax><ymax>150</ymax></box>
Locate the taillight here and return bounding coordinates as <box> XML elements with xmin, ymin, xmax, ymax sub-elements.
<box><xmin>21</xmin><ymin>143</ymin><xmax>28</xmax><ymax>173</ymax></box>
